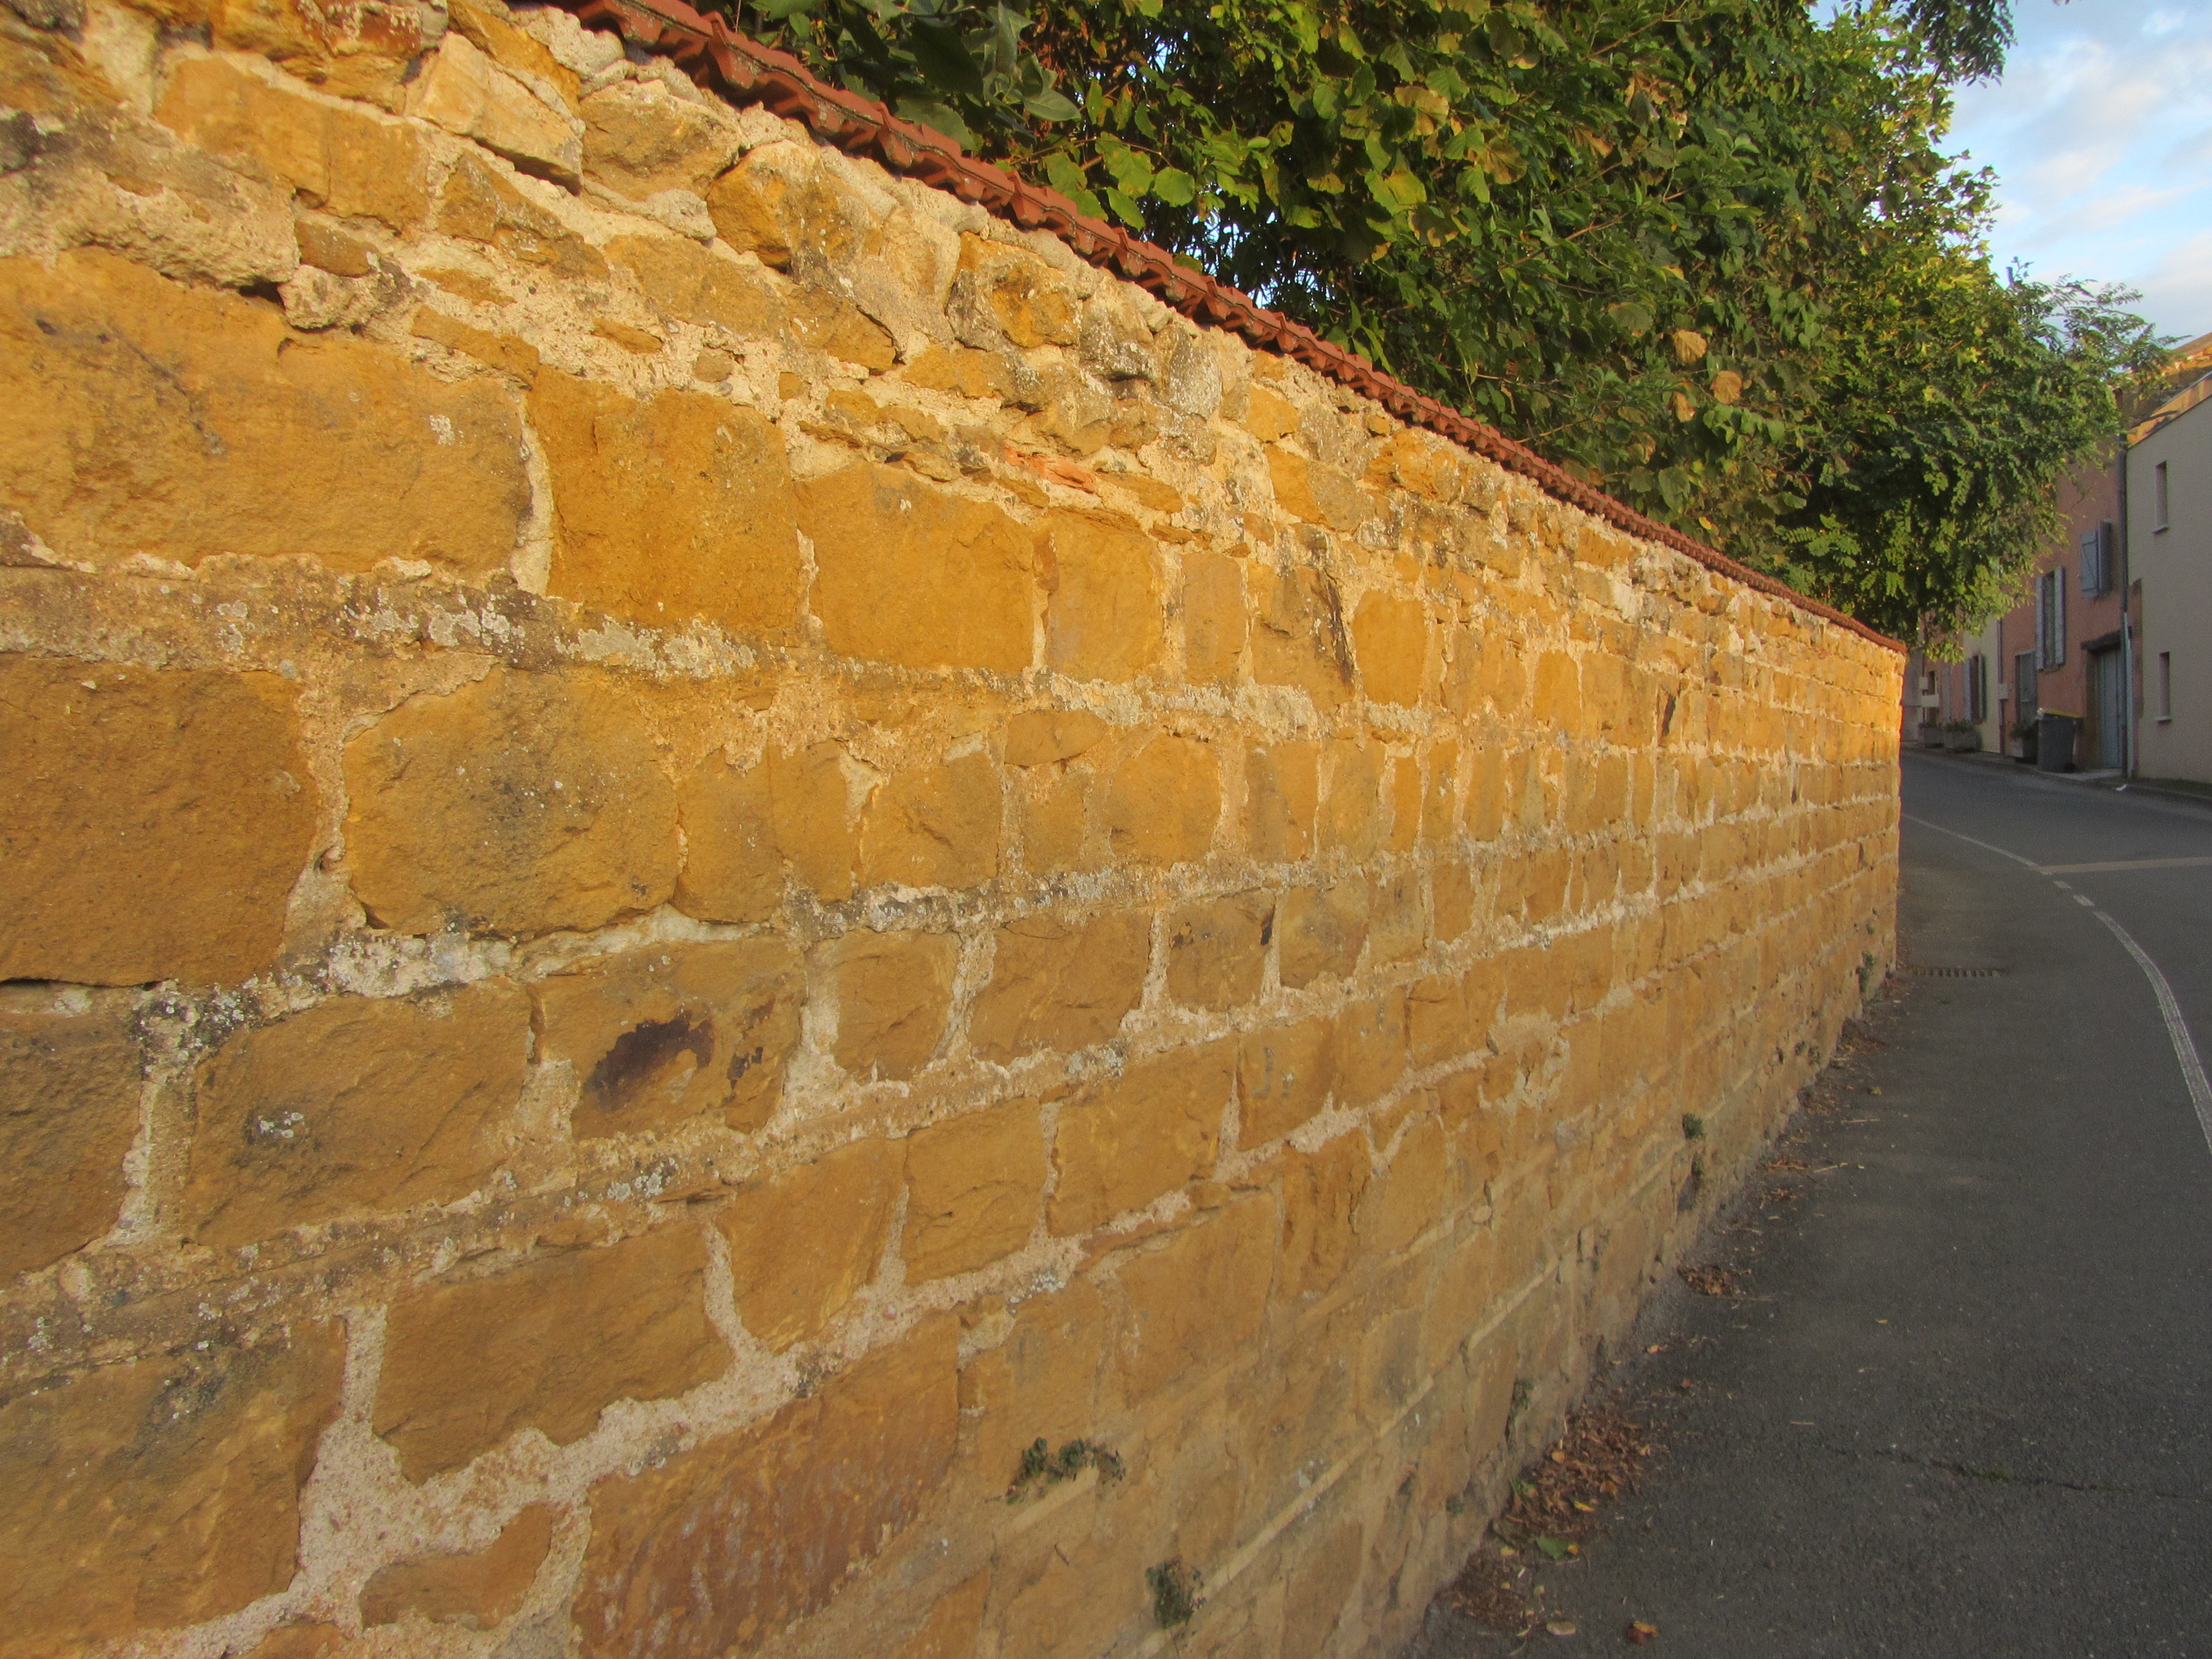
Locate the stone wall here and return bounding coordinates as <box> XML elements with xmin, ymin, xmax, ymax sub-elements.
<box><xmin>0</xmin><ymin>1</ymin><xmax>1903</xmax><ymax>1654</ymax></box>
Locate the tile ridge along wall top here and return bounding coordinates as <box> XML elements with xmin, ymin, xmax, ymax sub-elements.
<box><xmin>552</xmin><ymin>0</ymin><xmax>1902</xmax><ymax>656</ymax></box>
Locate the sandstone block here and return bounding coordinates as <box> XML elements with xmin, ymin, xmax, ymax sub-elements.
<box><xmin>1366</xmin><ymin>1113</ymin><xmax>1448</xmax><ymax>1257</ymax></box>
<box><xmin>1182</xmin><ymin>550</ymin><xmax>1248</xmax><ymax>684</ymax></box>
<box><xmin>0</xmin><ymin>1003</ymin><xmax>140</xmax><ymax>1278</ymax></box>
<box><xmin>1104</xmin><ymin>734</ymin><xmax>1219</xmax><ymax>867</ymax></box>
<box><xmin>531</xmin><ymin>370</ymin><xmax>804</xmax><ymax>638</ymax></box>
<box><xmin>1369</xmin><ymin>871</ymin><xmax>1425</xmax><ymax>964</ymax></box>
<box><xmin>958</xmin><ymin>1278</ymin><xmax>1108</xmax><ymax>1487</ymax></box>
<box><xmin>951</xmin><ymin>233</ymin><xmax>1077</xmax><ymax>349</ymax></box>
<box><xmin>343</xmin><ymin>669</ymin><xmax>679</xmax><ymax>938</ymax></box>
<box><xmin>898</xmin><ymin>343</ymin><xmax>1022</xmax><ymax>401</ymax></box>
<box><xmin>412</xmin><ymin>305</ymin><xmax>541</xmax><ymax>381</ymax></box>
<box><xmin>1244</xmin><ymin>384</ymin><xmax>1299</xmax><ymax>441</ymax></box>
<box><xmin>1004</xmin><ymin>708</ymin><xmax>1109</xmax><ymax>766</ymax></box>
<box><xmin>791</xmin><ymin>286</ymin><xmax>901</xmax><ymax>371</ymax></box>
<box><xmin>766</xmin><ymin>741</ymin><xmax>860</xmax><ymax>901</ymax></box>
<box><xmin>1353</xmin><ymin>591</ymin><xmax>1426</xmax><ymax>705</ymax></box>
<box><xmin>799</xmin><ymin>464</ymin><xmax>1034</xmax><ymax>674</ymax></box>
<box><xmin>1387</xmin><ymin>754</ymin><xmax>1423</xmax><ymax>852</ymax></box>
<box><xmin>0</xmin><ymin>657</ymin><xmax>318</xmax><ymax>987</ymax></box>
<box><xmin>1277</xmin><ymin>880</ymin><xmax>1369</xmax><ymax>989</ymax></box>
<box><xmin>1042</xmin><ymin>510</ymin><xmax>1163</xmax><ymax>681</ymax></box>
<box><xmin>1277</xmin><ymin>1133</ymin><xmax>1370</xmax><ymax>1298</ymax></box>
<box><xmin>1250</xmin><ymin>564</ymin><xmax>1353</xmax><ymax>709</ymax></box>
<box><xmin>1266</xmin><ymin>447</ymin><xmax>1368</xmax><ymax>533</ymax></box>
<box><xmin>1166</xmin><ymin>890</ymin><xmax>1273</xmax><ymax>1011</ymax></box>
<box><xmin>360</xmin><ymin>1504</ymin><xmax>555</xmax><ymax>1630</ymax></box>
<box><xmin>583</xmin><ymin>79</ymin><xmax>738</xmax><ymax>199</ymax></box>
<box><xmin>1246</xmin><ymin>742</ymin><xmax>1319</xmax><ymax>862</ymax></box>
<box><xmin>156</xmin><ymin>54</ymin><xmax>427</xmax><ymax>231</ymax></box>
<box><xmin>1332</xmin><ymin>990</ymin><xmax>1409</xmax><ymax>1109</ymax></box>
<box><xmin>858</xmin><ymin>752</ymin><xmax>1002</xmax><ymax>890</ymax></box>
<box><xmin>902</xmin><ymin>1103</ymin><xmax>1045</xmax><ymax>1281</ymax></box>
<box><xmin>608</xmin><ymin>232</ymin><xmax>784</xmax><ymax>338</ymax></box>
<box><xmin>377</xmin><ymin>1224</ymin><xmax>727</xmax><ymax>1481</ymax></box>
<box><xmin>718</xmin><ymin>1137</ymin><xmax>903</xmax><ymax>1351</ymax></box>
<box><xmin>967</xmin><ymin>910</ymin><xmax>1149</xmax><ymax>1063</ymax></box>
<box><xmin>674</xmin><ymin>752</ymin><xmax>778</xmax><ymax>924</ymax></box>
<box><xmin>448</xmin><ymin>0</ymin><xmax>579</xmax><ymax>106</ymax></box>
<box><xmin>1237</xmin><ymin>1016</ymin><xmax>1335</xmax><ymax>1147</ymax></box>
<box><xmin>1111</xmin><ymin>1193</ymin><xmax>1275</xmax><ymax>1401</ymax></box>
<box><xmin>409</xmin><ymin>33</ymin><xmax>582</xmax><ymax>185</ymax></box>
<box><xmin>0</xmin><ymin>1324</ymin><xmax>343</xmax><ymax>1647</ymax></box>
<box><xmin>438</xmin><ymin>150</ymin><xmax>607</xmax><ymax>279</ymax></box>
<box><xmin>536</xmin><ymin>940</ymin><xmax>800</xmax><ymax>1139</ymax></box>
<box><xmin>185</xmin><ymin>980</ymin><xmax>530</xmax><ymax>1248</ymax></box>
<box><xmin>191</xmin><ymin>0</ymin><xmax>432</xmax><ymax>107</ymax></box>
<box><xmin>890</xmin><ymin>1572</ymin><xmax>991</xmax><ymax>1659</ymax></box>
<box><xmin>828</xmin><ymin>930</ymin><xmax>957</xmax><ymax>1082</ymax></box>
<box><xmin>1282</xmin><ymin>1520</ymin><xmax>1364</xmax><ymax>1659</ymax></box>
<box><xmin>1321</xmin><ymin>740</ymin><xmax>1384</xmax><ymax>858</ymax></box>
<box><xmin>1048</xmin><ymin>1044</ymin><xmax>1232</xmax><ymax>1235</ymax></box>
<box><xmin>0</xmin><ymin>251</ymin><xmax>528</xmax><ymax>572</ymax></box>
<box><xmin>575</xmin><ymin>1319</ymin><xmax>956</xmax><ymax>1659</ymax></box>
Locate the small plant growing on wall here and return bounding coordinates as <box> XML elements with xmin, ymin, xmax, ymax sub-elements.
<box><xmin>1005</xmin><ymin>1437</ymin><xmax>1124</xmax><ymax>1502</ymax></box>
<box><xmin>1146</xmin><ymin>1558</ymin><xmax>1203</xmax><ymax>1627</ymax></box>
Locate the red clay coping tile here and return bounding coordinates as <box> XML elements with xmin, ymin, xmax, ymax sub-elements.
<box><xmin>557</xmin><ymin>0</ymin><xmax>1903</xmax><ymax>654</ymax></box>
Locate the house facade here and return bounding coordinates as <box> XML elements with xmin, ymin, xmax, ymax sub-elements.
<box><xmin>2131</xmin><ymin>344</ymin><xmax>2212</xmax><ymax>785</ymax></box>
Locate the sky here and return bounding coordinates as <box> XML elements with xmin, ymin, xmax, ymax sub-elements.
<box><xmin>1944</xmin><ymin>0</ymin><xmax>2212</xmax><ymax>340</ymax></box>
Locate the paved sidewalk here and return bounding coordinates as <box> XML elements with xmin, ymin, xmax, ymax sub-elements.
<box><xmin>1410</xmin><ymin>754</ymin><xmax>2212</xmax><ymax>1657</ymax></box>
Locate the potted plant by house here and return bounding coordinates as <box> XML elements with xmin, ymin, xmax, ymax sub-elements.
<box><xmin>1917</xmin><ymin>716</ymin><xmax>1945</xmax><ymax>748</ymax></box>
<box><xmin>2010</xmin><ymin>716</ymin><xmax>2039</xmax><ymax>765</ymax></box>
<box><xmin>1943</xmin><ymin>719</ymin><xmax>1983</xmax><ymax>754</ymax></box>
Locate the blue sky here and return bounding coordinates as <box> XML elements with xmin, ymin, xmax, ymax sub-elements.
<box><xmin>1944</xmin><ymin>0</ymin><xmax>2212</xmax><ymax>340</ymax></box>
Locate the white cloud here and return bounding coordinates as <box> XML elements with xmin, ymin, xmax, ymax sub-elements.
<box><xmin>1944</xmin><ymin>0</ymin><xmax>2212</xmax><ymax>335</ymax></box>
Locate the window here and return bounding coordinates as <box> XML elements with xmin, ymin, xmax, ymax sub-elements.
<box><xmin>1968</xmin><ymin>653</ymin><xmax>1988</xmax><ymax>722</ymax></box>
<box><xmin>2037</xmin><ymin>569</ymin><xmax>2067</xmax><ymax>669</ymax></box>
<box><xmin>2081</xmin><ymin>521</ymin><xmax>2116</xmax><ymax>594</ymax></box>
<box><xmin>2015</xmin><ymin>651</ymin><xmax>2037</xmax><ymax>718</ymax></box>
<box><xmin>2156</xmin><ymin>460</ymin><xmax>2171</xmax><ymax>531</ymax></box>
<box><xmin>2159</xmin><ymin>651</ymin><xmax>2173</xmax><ymax>723</ymax></box>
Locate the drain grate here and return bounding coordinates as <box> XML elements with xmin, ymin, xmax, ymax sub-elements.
<box><xmin>1905</xmin><ymin>965</ymin><xmax>2006</xmax><ymax>978</ymax></box>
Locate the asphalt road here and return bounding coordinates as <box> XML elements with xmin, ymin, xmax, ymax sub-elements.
<box><xmin>1411</xmin><ymin>752</ymin><xmax>2212</xmax><ymax>1657</ymax></box>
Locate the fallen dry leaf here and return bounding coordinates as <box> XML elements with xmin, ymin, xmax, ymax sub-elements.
<box><xmin>1548</xmin><ymin>1620</ymin><xmax>1579</xmax><ymax>1637</ymax></box>
<box><xmin>1627</xmin><ymin>1619</ymin><xmax>1660</xmax><ymax>1644</ymax></box>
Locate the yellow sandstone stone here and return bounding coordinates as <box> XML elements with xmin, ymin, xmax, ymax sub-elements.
<box><xmin>1048</xmin><ymin>1043</ymin><xmax>1232</xmax><ymax>1234</ymax></box>
<box><xmin>0</xmin><ymin>656</ymin><xmax>319</xmax><ymax>986</ymax></box>
<box><xmin>902</xmin><ymin>1103</ymin><xmax>1046</xmax><ymax>1280</ymax></box>
<box><xmin>184</xmin><ymin>980</ymin><xmax>531</xmax><ymax>1248</ymax></box>
<box><xmin>359</xmin><ymin>1504</ymin><xmax>556</xmax><ymax>1631</ymax></box>
<box><xmin>531</xmin><ymin>370</ymin><xmax>804</xmax><ymax>638</ymax></box>
<box><xmin>376</xmin><ymin>1224</ymin><xmax>727</xmax><ymax>1481</ymax></box>
<box><xmin>0</xmin><ymin>252</ymin><xmax>529</xmax><ymax>573</ymax></box>
<box><xmin>828</xmin><ymin>930</ymin><xmax>958</xmax><ymax>1082</ymax></box>
<box><xmin>0</xmin><ymin>1324</ymin><xmax>345</xmax><ymax>1647</ymax></box>
<box><xmin>718</xmin><ymin>1138</ymin><xmax>904</xmax><ymax>1350</ymax></box>
<box><xmin>967</xmin><ymin>910</ymin><xmax>1149</xmax><ymax>1063</ymax></box>
<box><xmin>342</xmin><ymin>669</ymin><xmax>679</xmax><ymax>939</ymax></box>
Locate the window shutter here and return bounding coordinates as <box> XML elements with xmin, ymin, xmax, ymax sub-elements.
<box><xmin>2081</xmin><ymin>532</ymin><xmax>2099</xmax><ymax>594</ymax></box>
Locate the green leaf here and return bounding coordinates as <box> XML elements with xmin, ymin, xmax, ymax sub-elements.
<box><xmin>905</xmin><ymin>17</ymin><xmax>987</xmax><ymax>98</ymax></box>
<box><xmin>1024</xmin><ymin>87</ymin><xmax>1079</xmax><ymax>122</ymax></box>
<box><xmin>1103</xmin><ymin>186</ymin><xmax>1145</xmax><ymax>227</ymax></box>
<box><xmin>1606</xmin><ymin>301</ymin><xmax>1655</xmax><ymax>337</ymax></box>
<box><xmin>1152</xmin><ymin>166</ymin><xmax>1197</xmax><ymax>206</ymax></box>
<box><xmin>893</xmin><ymin>95</ymin><xmax>974</xmax><ymax>150</ymax></box>
<box><xmin>1535</xmin><ymin>1537</ymin><xmax>1572</xmax><ymax>1562</ymax></box>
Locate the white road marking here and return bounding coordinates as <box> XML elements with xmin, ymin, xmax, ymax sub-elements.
<box><xmin>2040</xmin><ymin>857</ymin><xmax>2212</xmax><ymax>875</ymax></box>
<box><xmin>1904</xmin><ymin>813</ymin><xmax>2212</xmax><ymax>1155</ymax></box>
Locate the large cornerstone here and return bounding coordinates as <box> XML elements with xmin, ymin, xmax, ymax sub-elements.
<box><xmin>0</xmin><ymin>2</ymin><xmax>1903</xmax><ymax>1655</ymax></box>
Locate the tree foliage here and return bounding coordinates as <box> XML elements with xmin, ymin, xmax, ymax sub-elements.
<box><xmin>717</xmin><ymin>0</ymin><xmax>2159</xmax><ymax>639</ymax></box>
